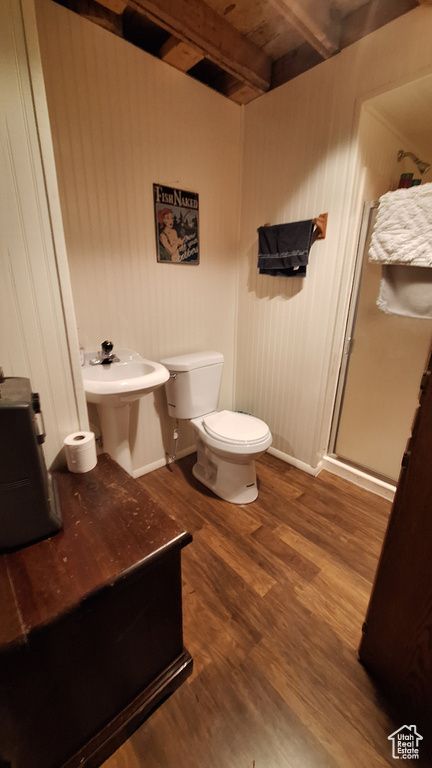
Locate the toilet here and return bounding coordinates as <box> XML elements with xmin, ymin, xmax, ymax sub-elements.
<box><xmin>160</xmin><ymin>351</ymin><xmax>272</xmax><ymax>504</ymax></box>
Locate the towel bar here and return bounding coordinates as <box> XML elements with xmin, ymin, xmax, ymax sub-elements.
<box><xmin>313</xmin><ymin>212</ymin><xmax>327</xmax><ymax>240</ymax></box>
<box><xmin>262</xmin><ymin>212</ymin><xmax>327</xmax><ymax>240</ymax></box>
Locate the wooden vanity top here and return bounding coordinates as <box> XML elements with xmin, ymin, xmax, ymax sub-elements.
<box><xmin>0</xmin><ymin>453</ymin><xmax>192</xmax><ymax>649</ymax></box>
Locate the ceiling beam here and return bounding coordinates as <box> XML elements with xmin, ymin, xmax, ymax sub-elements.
<box><xmin>64</xmin><ymin>0</ymin><xmax>124</xmax><ymax>33</ymax></box>
<box><xmin>213</xmin><ymin>72</ymin><xmax>262</xmax><ymax>105</ymax></box>
<box><xmin>128</xmin><ymin>0</ymin><xmax>272</xmax><ymax>94</ymax></box>
<box><xmin>96</xmin><ymin>0</ymin><xmax>127</xmax><ymax>12</ymax></box>
<box><xmin>266</xmin><ymin>0</ymin><xmax>340</xmax><ymax>59</ymax></box>
<box><xmin>272</xmin><ymin>42</ymin><xmax>324</xmax><ymax>88</ymax></box>
<box><xmin>159</xmin><ymin>36</ymin><xmax>204</xmax><ymax>71</ymax></box>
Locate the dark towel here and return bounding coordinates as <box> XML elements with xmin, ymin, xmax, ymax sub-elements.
<box><xmin>257</xmin><ymin>219</ymin><xmax>314</xmax><ymax>276</ymax></box>
<box><xmin>259</xmin><ymin>265</ymin><xmax>307</xmax><ymax>278</ymax></box>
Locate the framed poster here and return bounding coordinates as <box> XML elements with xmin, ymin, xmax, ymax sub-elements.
<box><xmin>153</xmin><ymin>183</ymin><xmax>199</xmax><ymax>264</ymax></box>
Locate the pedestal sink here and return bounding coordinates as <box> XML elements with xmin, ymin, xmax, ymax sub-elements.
<box><xmin>82</xmin><ymin>348</ymin><xmax>169</xmax><ymax>475</ymax></box>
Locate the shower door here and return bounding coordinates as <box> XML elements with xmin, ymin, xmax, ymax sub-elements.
<box><xmin>330</xmin><ymin>201</ymin><xmax>432</xmax><ymax>483</ymax></box>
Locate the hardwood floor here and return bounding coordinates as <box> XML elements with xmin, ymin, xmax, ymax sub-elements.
<box><xmin>101</xmin><ymin>452</ymin><xmax>423</xmax><ymax>768</ymax></box>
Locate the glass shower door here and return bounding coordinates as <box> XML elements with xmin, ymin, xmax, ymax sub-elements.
<box><xmin>330</xmin><ymin>201</ymin><xmax>432</xmax><ymax>483</ymax></box>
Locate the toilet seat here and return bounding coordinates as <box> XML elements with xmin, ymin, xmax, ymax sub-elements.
<box><xmin>203</xmin><ymin>410</ymin><xmax>270</xmax><ymax>445</ymax></box>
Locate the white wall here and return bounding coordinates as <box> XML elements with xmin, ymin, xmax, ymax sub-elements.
<box><xmin>24</xmin><ymin>1</ymin><xmax>432</xmax><ymax>478</ymax></box>
<box><xmin>35</xmin><ymin>0</ymin><xmax>242</xmax><ymax>475</ymax></box>
<box><xmin>358</xmin><ymin>97</ymin><xmax>432</xmax><ymax>193</ymax></box>
<box><xmin>1</xmin><ymin>0</ymin><xmax>86</xmax><ymax>469</ymax></box>
<box><xmin>236</xmin><ymin>6</ymin><xmax>432</xmax><ymax>473</ymax></box>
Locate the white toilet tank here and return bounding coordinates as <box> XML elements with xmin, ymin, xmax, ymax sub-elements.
<box><xmin>160</xmin><ymin>351</ymin><xmax>224</xmax><ymax>419</ymax></box>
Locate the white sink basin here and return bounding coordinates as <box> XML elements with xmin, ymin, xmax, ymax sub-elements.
<box><xmin>81</xmin><ymin>347</ymin><xmax>169</xmax><ymax>475</ymax></box>
<box><xmin>83</xmin><ymin>348</ymin><xmax>169</xmax><ymax>405</ymax></box>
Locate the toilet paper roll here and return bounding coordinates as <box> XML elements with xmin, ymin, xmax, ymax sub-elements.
<box><xmin>64</xmin><ymin>431</ymin><xmax>97</xmax><ymax>473</ymax></box>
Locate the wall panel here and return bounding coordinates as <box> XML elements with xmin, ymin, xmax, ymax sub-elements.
<box><xmin>35</xmin><ymin>0</ymin><xmax>242</xmax><ymax>474</ymax></box>
<box><xmin>237</xmin><ymin>58</ymin><xmax>355</xmax><ymax>470</ymax></box>
<box><xmin>33</xmin><ymin>0</ymin><xmax>432</xmax><ymax>478</ymax></box>
<box><xmin>237</xmin><ymin>6</ymin><xmax>432</xmax><ymax>472</ymax></box>
<box><xmin>1</xmin><ymin>0</ymin><xmax>84</xmax><ymax>468</ymax></box>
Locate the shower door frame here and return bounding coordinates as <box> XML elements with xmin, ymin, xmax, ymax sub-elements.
<box><xmin>328</xmin><ymin>200</ymin><xmax>378</xmax><ymax>466</ymax></box>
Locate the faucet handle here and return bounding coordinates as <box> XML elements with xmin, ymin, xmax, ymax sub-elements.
<box><xmin>101</xmin><ymin>340</ymin><xmax>114</xmax><ymax>354</ymax></box>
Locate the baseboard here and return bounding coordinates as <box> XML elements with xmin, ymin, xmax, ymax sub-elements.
<box><xmin>134</xmin><ymin>447</ymin><xmax>396</xmax><ymax>502</ymax></box>
<box><xmin>136</xmin><ymin>446</ymin><xmax>321</xmax><ymax>480</ymax></box>
<box><xmin>267</xmin><ymin>447</ymin><xmax>322</xmax><ymax>477</ymax></box>
<box><xmin>320</xmin><ymin>456</ymin><xmax>396</xmax><ymax>501</ymax></box>
<box><xmin>133</xmin><ymin>447</ymin><xmax>195</xmax><ymax>479</ymax></box>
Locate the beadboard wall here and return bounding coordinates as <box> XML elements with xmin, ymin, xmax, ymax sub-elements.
<box><xmin>32</xmin><ymin>1</ymin><xmax>432</xmax><ymax>477</ymax></box>
<box><xmin>236</xmin><ymin>53</ymin><xmax>353</xmax><ymax>472</ymax></box>
<box><xmin>236</xmin><ymin>6</ymin><xmax>432</xmax><ymax>472</ymax></box>
<box><xmin>1</xmin><ymin>0</ymin><xmax>86</xmax><ymax>469</ymax></box>
<box><xmin>35</xmin><ymin>0</ymin><xmax>242</xmax><ymax>475</ymax></box>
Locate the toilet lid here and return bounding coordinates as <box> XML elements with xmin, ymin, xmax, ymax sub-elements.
<box><xmin>203</xmin><ymin>410</ymin><xmax>270</xmax><ymax>445</ymax></box>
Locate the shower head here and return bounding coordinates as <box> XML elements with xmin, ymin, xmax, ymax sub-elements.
<box><xmin>417</xmin><ymin>159</ymin><xmax>431</xmax><ymax>175</ymax></box>
<box><xmin>398</xmin><ymin>149</ymin><xmax>431</xmax><ymax>176</ymax></box>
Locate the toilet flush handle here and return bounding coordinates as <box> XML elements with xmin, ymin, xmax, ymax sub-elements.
<box><xmin>169</xmin><ymin>372</ymin><xmax>177</xmax><ymax>379</ymax></box>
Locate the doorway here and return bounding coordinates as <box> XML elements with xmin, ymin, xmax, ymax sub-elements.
<box><xmin>329</xmin><ymin>75</ymin><xmax>432</xmax><ymax>484</ymax></box>
<box><xmin>330</xmin><ymin>200</ymin><xmax>432</xmax><ymax>483</ymax></box>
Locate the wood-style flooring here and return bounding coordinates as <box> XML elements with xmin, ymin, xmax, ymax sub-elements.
<box><xmin>101</xmin><ymin>452</ymin><xmax>420</xmax><ymax>768</ymax></box>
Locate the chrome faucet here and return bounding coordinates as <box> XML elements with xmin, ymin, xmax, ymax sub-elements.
<box><xmin>90</xmin><ymin>340</ymin><xmax>120</xmax><ymax>365</ymax></box>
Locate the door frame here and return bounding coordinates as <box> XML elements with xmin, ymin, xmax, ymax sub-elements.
<box><xmin>328</xmin><ymin>200</ymin><xmax>378</xmax><ymax>459</ymax></box>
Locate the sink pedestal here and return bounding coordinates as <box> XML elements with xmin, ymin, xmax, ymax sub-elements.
<box><xmin>98</xmin><ymin>403</ymin><xmax>134</xmax><ymax>475</ymax></box>
<box><xmin>82</xmin><ymin>349</ymin><xmax>169</xmax><ymax>477</ymax></box>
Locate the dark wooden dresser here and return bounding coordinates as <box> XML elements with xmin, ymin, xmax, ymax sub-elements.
<box><xmin>0</xmin><ymin>454</ymin><xmax>192</xmax><ymax>768</ymax></box>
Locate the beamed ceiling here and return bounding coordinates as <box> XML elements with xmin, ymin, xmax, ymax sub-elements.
<box><xmin>52</xmin><ymin>0</ymin><xmax>430</xmax><ymax>104</ymax></box>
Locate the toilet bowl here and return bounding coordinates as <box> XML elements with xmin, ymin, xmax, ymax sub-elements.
<box><xmin>191</xmin><ymin>410</ymin><xmax>272</xmax><ymax>503</ymax></box>
<box><xmin>160</xmin><ymin>351</ymin><xmax>272</xmax><ymax>504</ymax></box>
